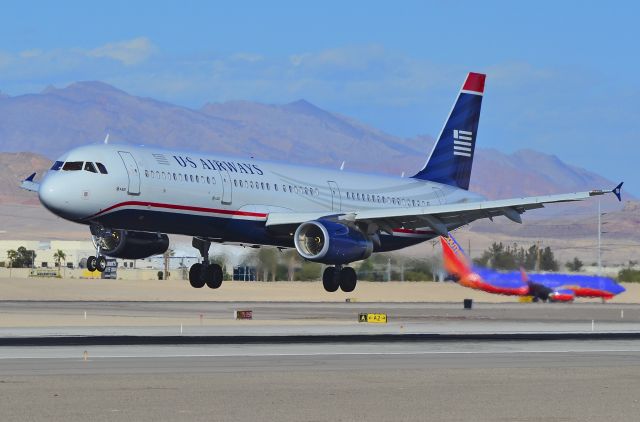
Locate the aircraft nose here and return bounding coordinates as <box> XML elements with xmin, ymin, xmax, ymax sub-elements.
<box><xmin>38</xmin><ymin>175</ymin><xmax>83</xmax><ymax>220</ymax></box>
<box><xmin>38</xmin><ymin>176</ymin><xmax>66</xmax><ymax>214</ymax></box>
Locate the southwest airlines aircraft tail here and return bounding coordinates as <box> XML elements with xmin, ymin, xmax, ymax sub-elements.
<box><xmin>440</xmin><ymin>234</ymin><xmax>625</xmax><ymax>301</ymax></box>
<box><xmin>21</xmin><ymin>72</ymin><xmax>622</xmax><ymax>294</ymax></box>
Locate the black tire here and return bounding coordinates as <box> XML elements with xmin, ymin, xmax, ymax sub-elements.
<box><xmin>205</xmin><ymin>264</ymin><xmax>223</xmax><ymax>289</ymax></box>
<box><xmin>339</xmin><ymin>267</ymin><xmax>357</xmax><ymax>292</ymax></box>
<box><xmin>322</xmin><ymin>267</ymin><xmax>340</xmax><ymax>292</ymax></box>
<box><xmin>96</xmin><ymin>256</ymin><xmax>107</xmax><ymax>272</ymax></box>
<box><xmin>189</xmin><ymin>263</ymin><xmax>205</xmax><ymax>288</ymax></box>
<box><xmin>87</xmin><ymin>256</ymin><xmax>97</xmax><ymax>272</ymax></box>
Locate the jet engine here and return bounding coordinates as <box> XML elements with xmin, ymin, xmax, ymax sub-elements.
<box><xmin>96</xmin><ymin>229</ymin><xmax>170</xmax><ymax>259</ymax></box>
<box><xmin>294</xmin><ymin>220</ymin><xmax>373</xmax><ymax>265</ymax></box>
<box><xmin>548</xmin><ymin>289</ymin><xmax>575</xmax><ymax>302</ymax></box>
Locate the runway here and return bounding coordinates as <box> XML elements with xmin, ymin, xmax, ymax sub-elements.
<box><xmin>1</xmin><ymin>340</ymin><xmax>640</xmax><ymax>421</ymax></box>
<box><xmin>1</xmin><ymin>301</ymin><xmax>639</xmax><ymax>420</ymax></box>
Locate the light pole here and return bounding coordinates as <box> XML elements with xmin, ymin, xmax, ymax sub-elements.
<box><xmin>597</xmin><ymin>199</ymin><xmax>608</xmax><ymax>275</ymax></box>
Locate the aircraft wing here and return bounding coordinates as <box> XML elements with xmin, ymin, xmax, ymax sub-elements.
<box><xmin>266</xmin><ymin>186</ymin><xmax>621</xmax><ymax>235</ymax></box>
<box><xmin>20</xmin><ymin>173</ymin><xmax>39</xmax><ymax>192</ymax></box>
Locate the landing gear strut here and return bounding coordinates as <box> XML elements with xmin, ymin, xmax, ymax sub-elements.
<box><xmin>87</xmin><ymin>226</ymin><xmax>108</xmax><ymax>273</ymax></box>
<box><xmin>189</xmin><ymin>238</ymin><xmax>223</xmax><ymax>289</ymax></box>
<box><xmin>323</xmin><ymin>266</ymin><xmax>357</xmax><ymax>293</ymax></box>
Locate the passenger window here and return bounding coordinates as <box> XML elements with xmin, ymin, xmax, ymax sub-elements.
<box><xmin>173</xmin><ymin>173</ymin><xmax>177</xmax><ymax>181</ymax></box>
<box><xmin>195</xmin><ymin>175</ymin><xmax>199</xmax><ymax>183</ymax></box>
<box><xmin>274</xmin><ymin>184</ymin><xmax>278</xmax><ymax>191</ymax></box>
<box><xmin>266</xmin><ymin>183</ymin><xmax>270</xmax><ymax>191</ymax></box>
<box><xmin>145</xmin><ymin>170</ymin><xmax>149</xmax><ymax>177</ymax></box>
<box><xmin>50</xmin><ymin>161</ymin><xmax>64</xmax><ymax>171</ymax></box>
<box><xmin>208</xmin><ymin>177</ymin><xmax>212</xmax><ymax>184</ymax></box>
<box><xmin>62</xmin><ymin>161</ymin><xmax>83</xmax><ymax>171</ymax></box>
<box><xmin>261</xmin><ymin>182</ymin><xmax>265</xmax><ymax>190</ymax></box>
<box><xmin>96</xmin><ymin>162</ymin><xmax>108</xmax><ymax>174</ymax></box>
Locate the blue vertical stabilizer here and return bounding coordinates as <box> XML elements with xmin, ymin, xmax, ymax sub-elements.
<box><xmin>412</xmin><ymin>72</ymin><xmax>485</xmax><ymax>190</ymax></box>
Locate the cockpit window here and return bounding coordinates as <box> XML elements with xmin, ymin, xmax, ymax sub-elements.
<box><xmin>84</xmin><ymin>162</ymin><xmax>97</xmax><ymax>173</ymax></box>
<box><xmin>50</xmin><ymin>161</ymin><xmax>63</xmax><ymax>171</ymax></box>
<box><xmin>62</xmin><ymin>161</ymin><xmax>83</xmax><ymax>171</ymax></box>
<box><xmin>96</xmin><ymin>162</ymin><xmax>108</xmax><ymax>174</ymax></box>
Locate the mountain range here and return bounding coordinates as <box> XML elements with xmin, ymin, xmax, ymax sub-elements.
<box><xmin>0</xmin><ymin>81</ymin><xmax>636</xmax><ymax>265</ymax></box>
<box><xmin>0</xmin><ymin>81</ymin><xmax>624</xmax><ymax>203</ymax></box>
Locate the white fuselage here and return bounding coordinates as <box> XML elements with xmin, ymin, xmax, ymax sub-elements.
<box><xmin>38</xmin><ymin>144</ymin><xmax>484</xmax><ymax>251</ymax></box>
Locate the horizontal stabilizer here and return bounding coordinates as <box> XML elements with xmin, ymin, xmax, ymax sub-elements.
<box><xmin>20</xmin><ymin>173</ymin><xmax>39</xmax><ymax>192</ymax></box>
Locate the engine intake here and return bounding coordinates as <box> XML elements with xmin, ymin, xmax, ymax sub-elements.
<box><xmin>294</xmin><ymin>220</ymin><xmax>373</xmax><ymax>265</ymax></box>
<box><xmin>96</xmin><ymin>229</ymin><xmax>169</xmax><ymax>259</ymax></box>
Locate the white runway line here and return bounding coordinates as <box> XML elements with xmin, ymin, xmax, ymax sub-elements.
<box><xmin>2</xmin><ymin>348</ymin><xmax>640</xmax><ymax>360</ymax></box>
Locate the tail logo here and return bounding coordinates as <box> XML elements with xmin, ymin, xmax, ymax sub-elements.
<box><xmin>453</xmin><ymin>130</ymin><xmax>473</xmax><ymax>157</ymax></box>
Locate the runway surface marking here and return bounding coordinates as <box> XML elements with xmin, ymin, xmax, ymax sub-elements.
<box><xmin>2</xmin><ymin>348</ymin><xmax>639</xmax><ymax>359</ymax></box>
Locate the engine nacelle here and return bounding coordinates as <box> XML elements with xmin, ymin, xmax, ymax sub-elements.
<box><xmin>294</xmin><ymin>220</ymin><xmax>373</xmax><ymax>265</ymax></box>
<box><xmin>548</xmin><ymin>289</ymin><xmax>575</xmax><ymax>302</ymax></box>
<box><xmin>98</xmin><ymin>229</ymin><xmax>170</xmax><ymax>259</ymax></box>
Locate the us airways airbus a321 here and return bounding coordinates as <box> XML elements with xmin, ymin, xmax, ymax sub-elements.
<box><xmin>20</xmin><ymin>72</ymin><xmax>622</xmax><ymax>293</ymax></box>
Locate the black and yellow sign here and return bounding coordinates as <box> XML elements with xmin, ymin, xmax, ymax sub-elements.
<box><xmin>358</xmin><ymin>313</ymin><xmax>387</xmax><ymax>323</ymax></box>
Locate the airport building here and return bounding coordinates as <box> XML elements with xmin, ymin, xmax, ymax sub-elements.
<box><xmin>0</xmin><ymin>240</ymin><xmax>155</xmax><ymax>270</ymax></box>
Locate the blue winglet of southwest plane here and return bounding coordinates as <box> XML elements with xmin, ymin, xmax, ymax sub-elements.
<box><xmin>412</xmin><ymin>72</ymin><xmax>485</xmax><ymax>190</ymax></box>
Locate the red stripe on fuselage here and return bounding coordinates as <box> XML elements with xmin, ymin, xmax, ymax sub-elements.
<box><xmin>570</xmin><ymin>287</ymin><xmax>615</xmax><ymax>299</ymax></box>
<box><xmin>86</xmin><ymin>201</ymin><xmax>269</xmax><ymax>220</ymax></box>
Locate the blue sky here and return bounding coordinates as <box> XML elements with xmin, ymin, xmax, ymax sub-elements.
<box><xmin>1</xmin><ymin>0</ymin><xmax>638</xmax><ymax>195</ymax></box>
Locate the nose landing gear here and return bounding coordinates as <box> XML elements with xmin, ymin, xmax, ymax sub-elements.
<box><xmin>87</xmin><ymin>227</ymin><xmax>108</xmax><ymax>273</ymax></box>
<box><xmin>189</xmin><ymin>238</ymin><xmax>224</xmax><ymax>289</ymax></box>
<box><xmin>322</xmin><ymin>266</ymin><xmax>357</xmax><ymax>293</ymax></box>
<box><xmin>86</xmin><ymin>255</ymin><xmax>107</xmax><ymax>272</ymax></box>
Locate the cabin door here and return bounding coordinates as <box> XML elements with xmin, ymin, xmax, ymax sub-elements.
<box><xmin>118</xmin><ymin>151</ymin><xmax>141</xmax><ymax>195</ymax></box>
<box><xmin>328</xmin><ymin>181</ymin><xmax>341</xmax><ymax>211</ymax></box>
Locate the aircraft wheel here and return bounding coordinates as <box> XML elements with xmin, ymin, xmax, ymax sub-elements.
<box><xmin>96</xmin><ymin>256</ymin><xmax>107</xmax><ymax>272</ymax></box>
<box><xmin>87</xmin><ymin>256</ymin><xmax>97</xmax><ymax>272</ymax></box>
<box><xmin>339</xmin><ymin>267</ymin><xmax>357</xmax><ymax>292</ymax></box>
<box><xmin>189</xmin><ymin>263</ymin><xmax>205</xmax><ymax>288</ymax></box>
<box><xmin>322</xmin><ymin>267</ymin><xmax>340</xmax><ymax>292</ymax></box>
<box><xmin>205</xmin><ymin>264</ymin><xmax>223</xmax><ymax>289</ymax></box>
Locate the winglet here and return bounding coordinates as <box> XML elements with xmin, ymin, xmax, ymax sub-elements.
<box><xmin>25</xmin><ymin>172</ymin><xmax>36</xmax><ymax>182</ymax></box>
<box><xmin>612</xmin><ymin>182</ymin><xmax>623</xmax><ymax>202</ymax></box>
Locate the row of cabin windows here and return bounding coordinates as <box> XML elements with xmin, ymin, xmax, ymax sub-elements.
<box><xmin>145</xmin><ymin>170</ymin><xmax>217</xmax><ymax>185</ymax></box>
<box><xmin>144</xmin><ymin>170</ymin><xmax>320</xmax><ymax>197</ymax></box>
<box><xmin>51</xmin><ymin>161</ymin><xmax>108</xmax><ymax>174</ymax></box>
<box><xmin>233</xmin><ymin>179</ymin><xmax>319</xmax><ymax>196</ymax></box>
<box><xmin>345</xmin><ymin>191</ymin><xmax>427</xmax><ymax>207</ymax></box>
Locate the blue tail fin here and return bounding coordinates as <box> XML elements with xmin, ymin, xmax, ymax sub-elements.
<box><xmin>412</xmin><ymin>72</ymin><xmax>485</xmax><ymax>190</ymax></box>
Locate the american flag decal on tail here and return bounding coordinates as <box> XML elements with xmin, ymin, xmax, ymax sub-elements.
<box><xmin>453</xmin><ymin>130</ymin><xmax>473</xmax><ymax>157</ymax></box>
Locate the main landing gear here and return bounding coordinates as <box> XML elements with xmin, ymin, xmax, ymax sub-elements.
<box><xmin>322</xmin><ymin>266</ymin><xmax>357</xmax><ymax>293</ymax></box>
<box><xmin>189</xmin><ymin>238</ymin><xmax>223</xmax><ymax>289</ymax></box>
